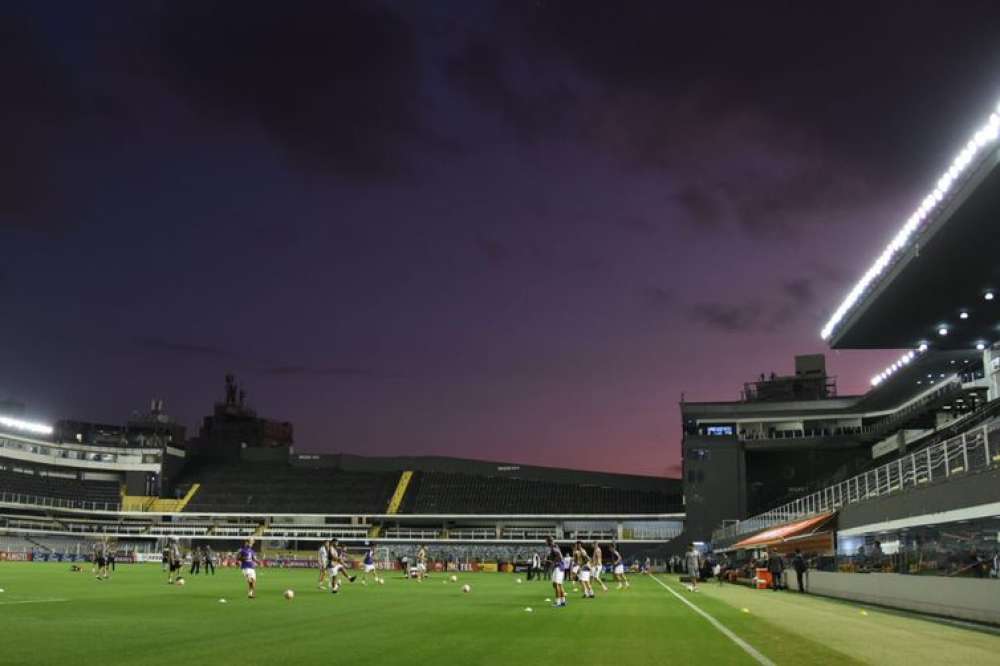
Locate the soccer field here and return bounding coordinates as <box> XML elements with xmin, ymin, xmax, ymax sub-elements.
<box><xmin>2</xmin><ymin>563</ymin><xmax>998</xmax><ymax>665</ymax></box>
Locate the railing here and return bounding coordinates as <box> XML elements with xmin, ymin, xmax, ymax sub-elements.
<box><xmin>0</xmin><ymin>491</ymin><xmax>121</xmax><ymax>512</ymax></box>
<box><xmin>713</xmin><ymin>419</ymin><xmax>1000</xmax><ymax>544</ymax></box>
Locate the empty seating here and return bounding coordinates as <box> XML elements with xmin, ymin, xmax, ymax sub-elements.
<box><xmin>0</xmin><ymin>466</ymin><xmax>120</xmax><ymax>509</ymax></box>
<box><xmin>175</xmin><ymin>460</ymin><xmax>398</xmax><ymax>513</ymax></box>
<box><xmin>409</xmin><ymin>472</ymin><xmax>680</xmax><ymax>514</ymax></box>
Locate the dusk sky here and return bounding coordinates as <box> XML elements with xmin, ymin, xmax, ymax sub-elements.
<box><xmin>4</xmin><ymin>1</ymin><xmax>1000</xmax><ymax>477</ymax></box>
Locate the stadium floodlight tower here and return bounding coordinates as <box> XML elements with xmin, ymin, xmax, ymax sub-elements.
<box><xmin>821</xmin><ymin>99</ymin><xmax>1000</xmax><ymax>401</ymax></box>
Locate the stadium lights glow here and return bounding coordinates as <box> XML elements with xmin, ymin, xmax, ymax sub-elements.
<box><xmin>960</xmin><ymin>311</ymin><xmax>969</xmax><ymax>319</ymax></box>
<box><xmin>977</xmin><ymin>342</ymin><xmax>987</xmax><ymax>350</ymax></box>
<box><xmin>869</xmin><ymin>349</ymin><xmax>921</xmax><ymax>387</ymax></box>
<box><xmin>918</xmin><ymin>342</ymin><xmax>928</xmax><ymax>352</ymax></box>
<box><xmin>987</xmin><ymin>291</ymin><xmax>996</xmax><ymax>301</ymax></box>
<box><xmin>938</xmin><ymin>326</ymin><xmax>949</xmax><ymax>336</ymax></box>
<box><xmin>0</xmin><ymin>415</ymin><xmax>53</xmax><ymax>436</ymax></box>
<box><xmin>821</xmin><ymin>102</ymin><xmax>1000</xmax><ymax>341</ymax></box>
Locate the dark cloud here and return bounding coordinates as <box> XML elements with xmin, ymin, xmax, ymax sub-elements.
<box><xmin>149</xmin><ymin>0</ymin><xmax>425</xmax><ymax>182</ymax></box>
<box><xmin>474</xmin><ymin>235</ymin><xmax>512</xmax><ymax>266</ymax></box>
<box><xmin>782</xmin><ymin>278</ymin><xmax>816</xmax><ymax>309</ymax></box>
<box><xmin>0</xmin><ymin>10</ymin><xmax>83</xmax><ymax>231</ymax></box>
<box><xmin>134</xmin><ymin>336</ymin><xmax>229</xmax><ymax>358</ymax></box>
<box><xmin>687</xmin><ymin>302</ymin><xmax>762</xmax><ymax>333</ymax></box>
<box><xmin>260</xmin><ymin>365</ymin><xmax>374</xmax><ymax>378</ymax></box>
<box><xmin>641</xmin><ymin>287</ymin><xmax>675</xmax><ymax>311</ymax></box>
<box><xmin>445</xmin><ymin>33</ymin><xmax>569</xmax><ymax>141</ymax></box>
<box><xmin>671</xmin><ymin>184</ymin><xmax>726</xmax><ymax>229</ymax></box>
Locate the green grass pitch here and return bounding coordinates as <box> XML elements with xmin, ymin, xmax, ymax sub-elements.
<box><xmin>2</xmin><ymin>563</ymin><xmax>998</xmax><ymax>665</ymax></box>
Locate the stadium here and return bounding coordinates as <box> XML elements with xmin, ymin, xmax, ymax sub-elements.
<box><xmin>5</xmin><ymin>9</ymin><xmax>1000</xmax><ymax>665</ymax></box>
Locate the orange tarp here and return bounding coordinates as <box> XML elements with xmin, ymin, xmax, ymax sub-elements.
<box><xmin>731</xmin><ymin>512</ymin><xmax>835</xmax><ymax>550</ymax></box>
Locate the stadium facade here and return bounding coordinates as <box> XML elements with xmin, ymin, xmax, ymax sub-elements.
<box><xmin>682</xmin><ymin>99</ymin><xmax>1000</xmax><ymax>624</ymax></box>
<box><xmin>0</xmin><ymin>375</ymin><xmax>683</xmax><ymax>566</ymax></box>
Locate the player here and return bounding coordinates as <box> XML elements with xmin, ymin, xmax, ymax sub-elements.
<box><xmin>545</xmin><ymin>537</ymin><xmax>568</xmax><ymax>608</ymax></box>
<box><xmin>362</xmin><ymin>542</ymin><xmax>378</xmax><ymax>585</ymax></box>
<box><xmin>685</xmin><ymin>543</ymin><xmax>701</xmax><ymax>592</ymax></box>
<box><xmin>93</xmin><ymin>539</ymin><xmax>109</xmax><ymax>580</ymax></box>
<box><xmin>238</xmin><ymin>539</ymin><xmax>258</xmax><ymax>599</ymax></box>
<box><xmin>161</xmin><ymin>541</ymin><xmax>170</xmax><ymax>572</ymax></box>
<box><xmin>326</xmin><ymin>539</ymin><xmax>356</xmax><ymax>594</ymax></box>
<box><xmin>591</xmin><ymin>542</ymin><xmax>609</xmax><ymax>592</ymax></box>
<box><xmin>317</xmin><ymin>539</ymin><xmax>330</xmax><ymax>590</ymax></box>
<box><xmin>167</xmin><ymin>537</ymin><xmax>183</xmax><ymax>585</ymax></box>
<box><xmin>415</xmin><ymin>544</ymin><xmax>428</xmax><ymax>581</ymax></box>
<box><xmin>609</xmin><ymin>542</ymin><xmax>629</xmax><ymax>589</ymax></box>
<box><xmin>573</xmin><ymin>540</ymin><xmax>595</xmax><ymax>598</ymax></box>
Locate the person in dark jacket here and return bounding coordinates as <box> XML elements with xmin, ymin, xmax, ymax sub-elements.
<box><xmin>768</xmin><ymin>549</ymin><xmax>785</xmax><ymax>590</ymax></box>
<box><xmin>792</xmin><ymin>549</ymin><xmax>808</xmax><ymax>593</ymax></box>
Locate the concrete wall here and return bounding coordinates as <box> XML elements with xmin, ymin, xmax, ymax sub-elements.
<box><xmin>808</xmin><ymin>570</ymin><xmax>1000</xmax><ymax>625</ymax></box>
<box><xmin>683</xmin><ymin>435</ymin><xmax>746</xmax><ymax>541</ymax></box>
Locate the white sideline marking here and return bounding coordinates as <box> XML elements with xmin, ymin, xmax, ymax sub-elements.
<box><xmin>0</xmin><ymin>598</ymin><xmax>69</xmax><ymax>606</ymax></box>
<box><xmin>651</xmin><ymin>576</ymin><xmax>775</xmax><ymax>666</ymax></box>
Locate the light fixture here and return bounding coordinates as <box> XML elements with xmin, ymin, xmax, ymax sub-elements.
<box><xmin>986</xmin><ymin>291</ymin><xmax>995</xmax><ymax>301</ymax></box>
<box><xmin>960</xmin><ymin>311</ymin><xmax>969</xmax><ymax>319</ymax></box>
<box><xmin>918</xmin><ymin>342</ymin><xmax>928</xmax><ymax>352</ymax></box>
<box><xmin>976</xmin><ymin>342</ymin><xmax>986</xmax><ymax>351</ymax></box>
<box><xmin>938</xmin><ymin>326</ymin><xmax>949</xmax><ymax>336</ymax></box>
<box><xmin>0</xmin><ymin>415</ymin><xmax>54</xmax><ymax>436</ymax></box>
<box><xmin>821</xmin><ymin>104</ymin><xmax>1000</xmax><ymax>341</ymax></box>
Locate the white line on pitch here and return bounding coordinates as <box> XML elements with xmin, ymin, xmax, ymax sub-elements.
<box><xmin>650</xmin><ymin>575</ymin><xmax>775</xmax><ymax>666</ymax></box>
<box><xmin>0</xmin><ymin>598</ymin><xmax>69</xmax><ymax>606</ymax></box>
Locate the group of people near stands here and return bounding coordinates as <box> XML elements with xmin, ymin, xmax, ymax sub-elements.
<box><xmin>543</xmin><ymin>537</ymin><xmax>632</xmax><ymax>608</ymax></box>
<box><xmin>688</xmin><ymin>546</ymin><xmax>810</xmax><ymax>593</ymax></box>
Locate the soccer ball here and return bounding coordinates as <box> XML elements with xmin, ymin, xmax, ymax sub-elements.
<box><xmin>176</xmin><ymin>578</ymin><xmax>186</xmax><ymax>586</ymax></box>
<box><xmin>377</xmin><ymin>578</ymin><xmax>384</xmax><ymax>585</ymax></box>
<box><xmin>284</xmin><ymin>589</ymin><xmax>295</xmax><ymax>600</ymax></box>
<box><xmin>516</xmin><ymin>578</ymin><xmax>522</xmax><ymax>584</ymax></box>
<box><xmin>450</xmin><ymin>575</ymin><xmax>458</xmax><ymax>582</ymax></box>
<box><xmin>462</xmin><ymin>584</ymin><xmax>471</xmax><ymax>593</ymax></box>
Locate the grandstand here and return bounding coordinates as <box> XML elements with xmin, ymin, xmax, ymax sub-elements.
<box><xmin>684</xmin><ymin>98</ymin><xmax>1000</xmax><ymax>625</ymax></box>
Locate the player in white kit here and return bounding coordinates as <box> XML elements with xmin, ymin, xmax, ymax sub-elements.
<box><xmin>545</xmin><ymin>536</ymin><xmax>568</xmax><ymax>608</ymax></box>
<box><xmin>318</xmin><ymin>540</ymin><xmax>330</xmax><ymax>590</ymax></box>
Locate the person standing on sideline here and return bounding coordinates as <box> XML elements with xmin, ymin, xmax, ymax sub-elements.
<box><xmin>685</xmin><ymin>543</ymin><xmax>701</xmax><ymax>592</ymax></box>
<box><xmin>768</xmin><ymin>549</ymin><xmax>785</xmax><ymax>590</ymax></box>
<box><xmin>189</xmin><ymin>545</ymin><xmax>201</xmax><ymax>575</ymax></box>
<box><xmin>203</xmin><ymin>545</ymin><xmax>215</xmax><ymax>575</ymax></box>
<box><xmin>792</xmin><ymin>549</ymin><xmax>807</xmax><ymax>593</ymax></box>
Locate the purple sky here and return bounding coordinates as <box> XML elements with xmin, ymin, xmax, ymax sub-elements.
<box><xmin>4</xmin><ymin>1</ymin><xmax>1000</xmax><ymax>477</ymax></box>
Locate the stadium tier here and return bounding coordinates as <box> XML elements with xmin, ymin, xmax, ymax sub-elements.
<box><xmin>172</xmin><ymin>459</ymin><xmax>399</xmax><ymax>513</ymax></box>
<box><xmin>0</xmin><ymin>463</ymin><xmax>121</xmax><ymax>510</ymax></box>
<box><xmin>409</xmin><ymin>471</ymin><xmax>681</xmax><ymax>514</ymax></box>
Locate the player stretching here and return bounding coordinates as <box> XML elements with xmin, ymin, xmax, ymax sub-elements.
<box><xmin>362</xmin><ymin>542</ymin><xmax>378</xmax><ymax>585</ymax></box>
<box><xmin>167</xmin><ymin>537</ymin><xmax>183</xmax><ymax>584</ymax></box>
<box><xmin>415</xmin><ymin>544</ymin><xmax>428</xmax><ymax>582</ymax></box>
<box><xmin>238</xmin><ymin>539</ymin><xmax>258</xmax><ymax>599</ymax></box>
<box><xmin>591</xmin><ymin>542</ymin><xmax>609</xmax><ymax>592</ymax></box>
<box><xmin>545</xmin><ymin>537</ymin><xmax>568</xmax><ymax>608</ymax></box>
<box><xmin>573</xmin><ymin>541</ymin><xmax>595</xmax><ymax>598</ymax></box>
<box><xmin>609</xmin><ymin>543</ymin><xmax>629</xmax><ymax>589</ymax></box>
<box><xmin>317</xmin><ymin>540</ymin><xmax>330</xmax><ymax>590</ymax></box>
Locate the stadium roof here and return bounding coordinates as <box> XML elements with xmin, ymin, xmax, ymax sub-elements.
<box><xmin>824</xmin><ymin>102</ymin><xmax>1000</xmax><ymax>350</ymax></box>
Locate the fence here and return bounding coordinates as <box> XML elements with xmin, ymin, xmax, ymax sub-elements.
<box><xmin>713</xmin><ymin>419</ymin><xmax>1000</xmax><ymax>544</ymax></box>
<box><xmin>0</xmin><ymin>490</ymin><xmax>120</xmax><ymax>513</ymax></box>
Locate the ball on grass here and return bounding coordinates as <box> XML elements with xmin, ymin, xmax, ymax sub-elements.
<box><xmin>462</xmin><ymin>584</ymin><xmax>471</xmax><ymax>593</ymax></box>
<box><xmin>860</xmin><ymin>610</ymin><xmax>868</xmax><ymax>616</ymax></box>
<box><xmin>377</xmin><ymin>578</ymin><xmax>384</xmax><ymax>585</ymax></box>
<box><xmin>741</xmin><ymin>608</ymin><xmax>750</xmax><ymax>613</ymax></box>
<box><xmin>218</xmin><ymin>598</ymin><xmax>227</xmax><ymax>604</ymax></box>
<box><xmin>284</xmin><ymin>589</ymin><xmax>295</xmax><ymax>600</ymax></box>
<box><xmin>450</xmin><ymin>575</ymin><xmax>458</xmax><ymax>582</ymax></box>
<box><xmin>176</xmin><ymin>578</ymin><xmax>186</xmax><ymax>586</ymax></box>
<box><xmin>516</xmin><ymin>578</ymin><xmax>522</xmax><ymax>584</ymax></box>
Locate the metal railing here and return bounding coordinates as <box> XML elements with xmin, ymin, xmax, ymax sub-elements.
<box><xmin>713</xmin><ymin>419</ymin><xmax>1000</xmax><ymax>544</ymax></box>
<box><xmin>0</xmin><ymin>491</ymin><xmax>120</xmax><ymax>513</ymax></box>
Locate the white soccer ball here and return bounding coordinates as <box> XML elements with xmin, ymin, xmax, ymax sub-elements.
<box><xmin>219</xmin><ymin>598</ymin><xmax>227</xmax><ymax>604</ymax></box>
<box><xmin>525</xmin><ymin>607</ymin><xmax>533</xmax><ymax>612</ymax></box>
<box><xmin>516</xmin><ymin>578</ymin><xmax>522</xmax><ymax>584</ymax></box>
<box><xmin>462</xmin><ymin>584</ymin><xmax>471</xmax><ymax>593</ymax></box>
<box><xmin>450</xmin><ymin>575</ymin><xmax>458</xmax><ymax>582</ymax></box>
<box><xmin>176</xmin><ymin>578</ymin><xmax>186</xmax><ymax>586</ymax></box>
<box><xmin>284</xmin><ymin>589</ymin><xmax>295</xmax><ymax>600</ymax></box>
<box><xmin>377</xmin><ymin>578</ymin><xmax>384</xmax><ymax>585</ymax></box>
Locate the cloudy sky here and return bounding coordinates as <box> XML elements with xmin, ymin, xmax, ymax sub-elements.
<box><xmin>4</xmin><ymin>1</ymin><xmax>1000</xmax><ymax>476</ymax></box>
